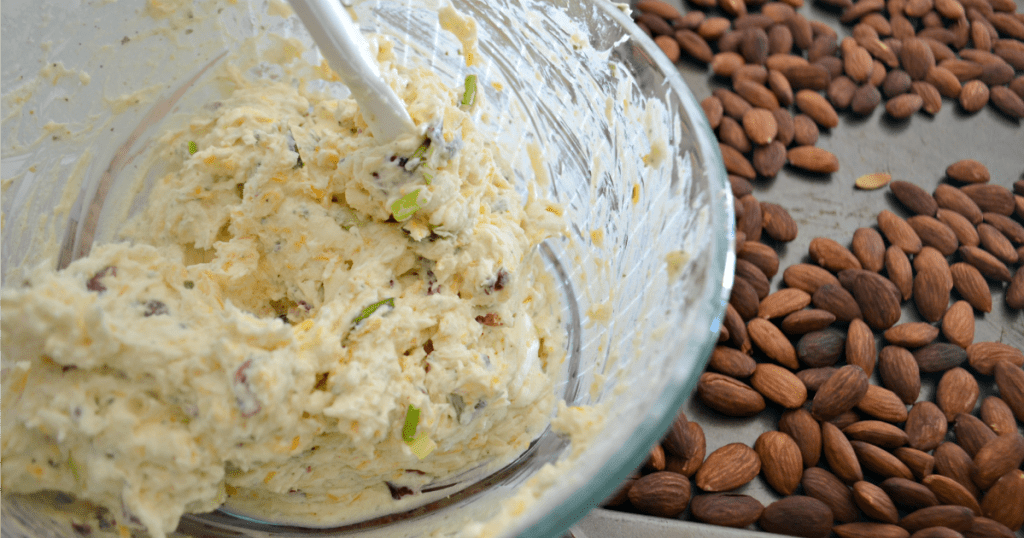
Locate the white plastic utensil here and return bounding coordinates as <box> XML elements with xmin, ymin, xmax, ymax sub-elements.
<box><xmin>289</xmin><ymin>0</ymin><xmax>418</xmax><ymax>142</ymax></box>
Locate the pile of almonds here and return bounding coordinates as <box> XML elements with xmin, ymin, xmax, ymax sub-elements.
<box><xmin>632</xmin><ymin>0</ymin><xmax>1024</xmax><ymax>181</ymax></box>
<box><xmin>603</xmin><ymin>161</ymin><xmax>1024</xmax><ymax>535</ymax></box>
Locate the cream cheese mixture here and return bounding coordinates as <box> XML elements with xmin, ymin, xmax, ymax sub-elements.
<box><xmin>1</xmin><ymin>39</ymin><xmax>569</xmax><ymax>537</ymax></box>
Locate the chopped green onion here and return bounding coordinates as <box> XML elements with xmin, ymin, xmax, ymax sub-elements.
<box><xmin>410</xmin><ymin>142</ymin><xmax>429</xmax><ymax>161</ymax></box>
<box><xmin>402</xmin><ymin>405</ymin><xmax>436</xmax><ymax>459</ymax></box>
<box><xmin>422</xmin><ymin>172</ymin><xmax>433</xmax><ymax>185</ymax></box>
<box><xmin>354</xmin><ymin>298</ymin><xmax>394</xmax><ymax>324</ymax></box>
<box><xmin>391</xmin><ymin>189</ymin><xmax>421</xmax><ymax>221</ymax></box>
<box><xmin>188</xmin><ymin>141</ymin><xmax>198</xmax><ymax>155</ymax></box>
<box><xmin>68</xmin><ymin>454</ymin><xmax>80</xmax><ymax>482</ymax></box>
<box><xmin>461</xmin><ymin>75</ymin><xmax>477</xmax><ymax>107</ymax></box>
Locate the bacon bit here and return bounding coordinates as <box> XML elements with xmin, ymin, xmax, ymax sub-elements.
<box><xmin>233</xmin><ymin>359</ymin><xmax>262</xmax><ymax>418</ymax></box>
<box><xmin>423</xmin><ymin>340</ymin><xmax>434</xmax><ymax>355</ymax></box>
<box><xmin>71</xmin><ymin>522</ymin><xmax>92</xmax><ymax>536</ymax></box>
<box><xmin>143</xmin><ymin>300</ymin><xmax>169</xmax><ymax>317</ymax></box>
<box><xmin>426</xmin><ymin>270</ymin><xmax>440</xmax><ymax>295</ymax></box>
<box><xmin>62</xmin><ymin>365</ymin><xmax>78</xmax><ymax>373</ymax></box>
<box><xmin>385</xmin><ymin>481</ymin><xmax>415</xmax><ymax>500</ymax></box>
<box><xmin>482</xmin><ymin>268</ymin><xmax>508</xmax><ymax>294</ymax></box>
<box><xmin>475</xmin><ymin>313</ymin><xmax>502</xmax><ymax>326</ymax></box>
<box><xmin>405</xmin><ymin>469</ymin><xmax>426</xmax><ymax>475</ymax></box>
<box><xmin>86</xmin><ymin>266</ymin><xmax>116</xmax><ymax>292</ymax></box>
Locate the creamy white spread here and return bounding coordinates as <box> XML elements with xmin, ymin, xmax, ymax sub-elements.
<box><xmin>1</xmin><ymin>50</ymin><xmax>568</xmax><ymax>537</ymax></box>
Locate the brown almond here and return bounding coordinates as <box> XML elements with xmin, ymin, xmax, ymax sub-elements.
<box><xmin>665</xmin><ymin>421</ymin><xmax>706</xmax><ymax>477</ymax></box>
<box><xmin>785</xmin><ymin>263</ymin><xmax>842</xmax><ymax>294</ymax></box>
<box><xmin>709</xmin><ymin>345</ymin><xmax>757</xmax><ymax>378</ymax></box>
<box><xmin>900</xmin><ymin>505</ymin><xmax>976</xmax><ymax>534</ymax></box>
<box><xmin>810</xmin><ymin>236</ymin><xmax>863</xmax><ymax>272</ymax></box>
<box><xmin>879</xmin><ymin>209</ymin><xmax>924</xmax><ymax>254</ymax></box>
<box><xmin>972</xmin><ymin>433</ymin><xmax>1024</xmax><ymax>491</ymax></box>
<box><xmin>935</xmin><ymin>441</ymin><xmax>982</xmax><ymax>499</ymax></box>
<box><xmin>697</xmin><ymin>372</ymin><xmax>766</xmax><ymax>416</ymax></box>
<box><xmin>761</xmin><ymin>201</ymin><xmax>798</xmax><ymax>241</ymax></box>
<box><xmin>907</xmin><ymin>401</ymin><xmax>948</xmax><ymax>451</ymax></box>
<box><xmin>690</xmin><ymin>493</ymin><xmax>764</xmax><ymax>528</ymax></box>
<box><xmin>628</xmin><ymin>471</ymin><xmax>692</xmax><ymax>517</ymax></box>
<box><xmin>1007</xmin><ymin>267</ymin><xmax>1024</xmax><ymax>310</ymax></box>
<box><xmin>759</xmin><ymin>496</ymin><xmax>834</xmax><ymax>538</ymax></box>
<box><xmin>981</xmin><ymin>470</ymin><xmax>1024</xmax><ymax>531</ymax></box>
<box><xmin>738</xmin><ymin>240</ymin><xmax>781</xmax><ymax>278</ymax></box>
<box><xmin>908</xmin><ymin>215</ymin><xmax>959</xmax><ymax>256</ymax></box>
<box><xmin>902</xmin><ymin>38</ymin><xmax>936</xmax><ymax>80</ymax></box>
<box><xmin>852</xmin><ymin>440</ymin><xmax>914</xmax><ymax>480</ymax></box>
<box><xmin>846</xmin><ymin>318</ymin><xmax>878</xmax><ymax>376</ymax></box>
<box><xmin>768</xmin><ymin>68</ymin><xmax>795</xmax><ymax>106</ymax></box>
<box><xmin>702</xmin><ymin>96</ymin><xmax>725</xmax><ymax>129</ymax></box>
<box><xmin>654</xmin><ymin>35</ymin><xmax>682</xmax><ymax>62</ymax></box>
<box><xmin>935</xmin><ymin>184</ymin><xmax>984</xmax><ymax>224</ymax></box>
<box><xmin>724</xmin><ymin>303</ymin><xmax>752</xmax><ymax>354</ymax></box>
<box><xmin>695</xmin><ymin>442</ymin><xmax>761</xmax><ymax>492</ymax></box>
<box><xmin>743</xmin><ymin>107</ymin><xmax>779</xmax><ymax>145</ymax></box>
<box><xmin>798</xmin><ymin>328</ymin><xmax>847</xmax><ymax>368</ymax></box>
<box><xmin>759</xmin><ymin>288</ymin><xmax>812</xmax><ymax>319</ymax></box>
<box><xmin>788</xmin><ymin>146</ymin><xmax>840</xmax><ymax>173</ymax></box>
<box><xmin>852</xmin><ymin>227</ymin><xmax>886</xmax><ymax>272</ymax></box>
<box><xmin>915</xmin><ymin>267</ymin><xmax>951</xmax><ymax>323</ymax></box>
<box><xmin>813</xmin><ymin>283</ymin><xmax>863</xmax><ymax>322</ymax></box>
<box><xmin>891</xmin><ymin>180</ymin><xmax>939</xmax><ymax>217</ymax></box>
<box><xmin>830</xmin><ymin>75</ymin><xmax>859</xmax><ymax>109</ymax></box>
<box><xmin>955</xmin><ymin>413</ymin><xmax>998</xmax><ymax>458</ymax></box>
<box><xmin>927</xmin><ymin>66</ymin><xmax>963</xmax><ymax>97</ymax></box>
<box><xmin>937</xmin><ymin>209</ymin><xmax>980</xmax><ymax>248</ymax></box>
<box><xmin>793</xmin><ymin>113</ymin><xmax>820</xmax><ymax>146</ymax></box>
<box><xmin>879</xmin><ymin>345</ymin><xmax>922</xmax><ymax>404</ymax></box>
<box><xmin>894</xmin><ymin>446</ymin><xmax>936</xmax><ymax>481</ymax></box>
<box><xmin>830</xmin><ymin>411</ymin><xmax>863</xmax><ymax>431</ymax></box>
<box><xmin>803</xmin><ymin>466</ymin><xmax>860</xmax><ymax>523</ymax></box>
<box><xmin>636</xmin><ymin>0</ymin><xmax>682</xmax><ymax>19</ymax></box>
<box><xmin>731</xmin><ymin>276</ymin><xmax>760</xmax><ymax>320</ymax></box>
<box><xmin>961</xmin><ymin>184</ymin><xmax>1015</xmax><ymax>216</ymax></box>
<box><xmin>937</xmin><ymin>367</ymin><xmax>981</xmax><ymax>422</ymax></box>
<box><xmin>661</xmin><ymin>409</ymin><xmax>691</xmax><ymax>458</ymax></box>
<box><xmin>857</xmin><ymin>384</ymin><xmax>910</xmax><ymax>424</ymax></box>
<box><xmin>854</xmin><ymin>480</ymin><xmax>900</xmax><ymax>524</ymax></box>
<box><xmin>886</xmin><ymin>92</ymin><xmax>924</xmax><ymax>118</ymax></box>
<box><xmin>780</xmin><ymin>408</ymin><xmax>823</xmax><ymax>468</ymax></box>
<box><xmin>914</xmin><ymin>342</ymin><xmax>968</xmax><ymax>373</ymax></box>
<box><xmin>851</xmin><ymin>270</ymin><xmax>903</xmax><ymax>330</ymax></box>
<box><xmin>823</xmin><ymin>421</ymin><xmax>865</xmax><ymax>483</ymax></box>
<box><xmin>884</xmin><ymin>322</ymin><xmax>940</xmax><ymax>348</ymax></box>
<box><xmin>967</xmin><ymin>342</ymin><xmax>1024</xmax><ymax>376</ymax></box>
<box><xmin>950</xmin><ymin>262</ymin><xmax>992</xmax><ymax>313</ymax></box>
<box><xmin>795</xmin><ymin>89</ymin><xmax>840</xmax><ymax>128</ymax></box>
<box><xmin>913</xmin><ymin>81</ymin><xmax>943</xmax><ymax>114</ymax></box>
<box><xmin>946</xmin><ymin>159</ymin><xmax>990</xmax><ymax>184</ymax></box>
<box><xmin>748</xmin><ymin>317</ymin><xmax>799</xmax><ymax>369</ymax></box>
<box><xmin>960</xmin><ymin>79</ymin><xmax>990</xmax><ymax>112</ymax></box>
<box><xmin>979</xmin><ymin>396</ymin><xmax>1017</xmax><ymax>437</ymax></box>
<box><xmin>964</xmin><ymin>517</ymin><xmax>1016</xmax><ymax>538</ymax></box>
<box><xmin>736</xmin><ymin>258</ymin><xmax>770</xmax><ymax>299</ymax></box>
<box><xmin>756</xmin><ymin>430</ymin><xmax>804</xmax><ymax>495</ymax></box>
<box><xmin>720</xmin><ymin>116</ymin><xmax>753</xmax><ymax>154</ymax></box>
<box><xmin>844</xmin><ymin>420</ymin><xmax>910</xmax><ymax>449</ymax></box>
<box><xmin>983</xmin><ymin>212</ymin><xmax>1024</xmax><ymax>244</ymax></box>
<box><xmin>782</xmin><ymin>308</ymin><xmax>838</xmax><ymax>335</ymax></box>
<box><xmin>885</xmin><ymin>244</ymin><xmax>914</xmax><ymax>301</ymax></box>
<box><xmin>677</xmin><ymin>29</ymin><xmax>714</xmax><ymax>63</ymax></box>
<box><xmin>720</xmin><ymin>142</ymin><xmax>756</xmax><ymax>179</ymax></box>
<box><xmin>751</xmin><ymin>363</ymin><xmax>808</xmax><ymax>409</ymax></box>
<box><xmin>977</xmin><ymin>223</ymin><xmax>1018</xmax><ymax>264</ymax></box>
<box><xmin>784</xmin><ymin>63</ymin><xmax>832</xmax><ymax>92</ymax></box>
<box><xmin>923</xmin><ymin>474</ymin><xmax>982</xmax><ymax>516</ymax></box>
<box><xmin>993</xmin><ymin>361</ymin><xmax>1024</xmax><ymax>422</ymax></box>
<box><xmin>882</xmin><ymin>477</ymin><xmax>940</xmax><ymax>510</ymax></box>
<box><xmin>738</xmin><ymin>195</ymin><xmax>764</xmax><ymax>240</ymax></box>
<box><xmin>883</xmin><ymin>68</ymin><xmax>914</xmax><ymax>98</ymax></box>
<box><xmin>813</xmin><ymin>365</ymin><xmax>870</xmax><ymax>421</ymax></box>
<box><xmin>644</xmin><ymin>443</ymin><xmax>667</xmax><ymax>472</ymax></box>
<box><xmin>914</xmin><ymin>246</ymin><xmax>954</xmax><ymax>291</ymax></box>
<box><xmin>990</xmin><ymin>84</ymin><xmax>1024</xmax><ymax>119</ymax></box>
<box><xmin>834</xmin><ymin>522</ymin><xmax>912</xmax><ymax>538</ymax></box>
<box><xmin>959</xmin><ymin>246</ymin><xmax>1012</xmax><ymax>282</ymax></box>
<box><xmin>851</xmin><ymin>83</ymin><xmax>883</xmax><ymax>115</ymax></box>
<box><xmin>942</xmin><ymin>300</ymin><xmax>975</xmax><ymax>349</ymax></box>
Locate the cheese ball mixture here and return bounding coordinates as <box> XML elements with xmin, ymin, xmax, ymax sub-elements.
<box><xmin>1</xmin><ymin>51</ymin><xmax>567</xmax><ymax>537</ymax></box>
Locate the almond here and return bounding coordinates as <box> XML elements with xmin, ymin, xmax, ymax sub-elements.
<box><xmin>724</xmin><ymin>303</ymin><xmax>752</xmax><ymax>353</ymax></box>
<box><xmin>942</xmin><ymin>300</ymin><xmax>975</xmax><ymax>349</ymax></box>
<box><xmin>628</xmin><ymin>471</ymin><xmax>692</xmax><ymax>517</ymax></box>
<box><xmin>643</xmin><ymin>443</ymin><xmax>666</xmax><ymax>472</ymax></box>
<box><xmin>913</xmin><ymin>80</ymin><xmax>943</xmax><ymax>114</ymax></box>
<box><xmin>851</xmin><ymin>440</ymin><xmax>914</xmax><ymax>480</ymax></box>
<box><xmin>914</xmin><ymin>246</ymin><xmax>954</xmax><ymax>291</ymax></box>
<box><xmin>852</xmin><ymin>83</ymin><xmax>883</xmax><ymax>115</ymax></box>
<box><xmin>846</xmin><ymin>318</ymin><xmax>878</xmax><ymax>376</ymax></box>
<box><xmin>720</xmin><ymin>142</ymin><xmax>756</xmax><ymax>179</ymax></box>
<box><xmin>959</xmin><ymin>246</ymin><xmax>1012</xmax><ymax>282</ymax></box>
<box><xmin>964</xmin><ymin>517</ymin><xmax>1017</xmax><ymax>538</ymax></box>
<box><xmin>731</xmin><ymin>276</ymin><xmax>760</xmax><ymax>320</ymax></box>
<box><xmin>851</xmin><ymin>270</ymin><xmax>903</xmax><ymax>330</ymax></box>
<box><xmin>885</xmin><ymin>245</ymin><xmax>914</xmax><ymax>301</ymax></box>
<box><xmin>1007</xmin><ymin>268</ymin><xmax>1024</xmax><ymax>310</ymax></box>
<box><xmin>914</xmin><ymin>342</ymin><xmax>968</xmax><ymax>373</ymax></box>
<box><xmin>756</xmin><ymin>431</ymin><xmax>804</xmax><ymax>495</ymax></box>
<box><xmin>701</xmin><ymin>96</ymin><xmax>725</xmax><ymax>128</ymax></box>
<box><xmin>907</xmin><ymin>401</ymin><xmax>949</xmax><ymax>451</ymax></box>
<box><xmin>810</xmin><ymin>236</ymin><xmax>863</xmax><ymax>272</ymax></box>
<box><xmin>742</xmin><ymin>107</ymin><xmax>779</xmax><ymax>144</ymax></box>
<box><xmin>967</xmin><ymin>342</ymin><xmax>1024</xmax><ymax>376</ymax></box>
<box><xmin>788</xmin><ymin>146</ymin><xmax>840</xmax><ymax>173</ymax></box>
<box><xmin>709</xmin><ymin>345</ymin><xmax>757</xmax><ymax>378</ymax></box>
<box><xmin>935</xmin><ymin>184</ymin><xmax>984</xmax><ymax>224</ymax></box>
<box><xmin>961</xmin><ymin>184</ymin><xmax>1015</xmax><ymax>215</ymax></box>
<box><xmin>954</xmin><ymin>413</ymin><xmax>998</xmax><ymax>458</ymax></box>
<box><xmin>934</xmin><ymin>441</ymin><xmax>982</xmax><ymax>499</ymax></box>
<box><xmin>857</xmin><ymin>384</ymin><xmax>910</xmax><ymax>423</ymax></box>
<box><xmin>784</xmin><ymin>62</ymin><xmax>831</xmax><ymax>91</ymax></box>
<box><xmin>922</xmin><ymin>475</ymin><xmax>983</xmax><ymax>516</ymax></box>
<box><xmin>834</xmin><ymin>522</ymin><xmax>912</xmax><ymax>538</ymax></box>
<box><xmin>695</xmin><ymin>442</ymin><xmax>761</xmax><ymax>492</ymax></box>
<box><xmin>670</xmin><ymin>421</ymin><xmax>706</xmax><ymax>477</ymax></box>
<box><xmin>798</xmin><ymin>327</ymin><xmax>847</xmax><ymax>368</ymax></box>
<box><xmin>891</xmin><ymin>180</ymin><xmax>939</xmax><ymax>216</ymax></box>
<box><xmin>990</xmin><ymin>85</ymin><xmax>1024</xmax><ymax>120</ymax></box>
<box><xmin>908</xmin><ymin>215</ymin><xmax>960</xmax><ymax>255</ymax></box>
<box><xmin>945</xmin><ymin>159</ymin><xmax>990</xmax><ymax>184</ymax></box>
<box><xmin>660</xmin><ymin>409</ymin><xmax>691</xmax><ymax>458</ymax></box>
<box><xmin>690</xmin><ymin>493</ymin><xmax>764</xmax><ymax>527</ymax></box>
<box><xmin>981</xmin><ymin>470</ymin><xmax>1024</xmax><ymax>531</ymax></box>
<box><xmin>780</xmin><ymin>408</ymin><xmax>823</xmax><ymax>468</ymax></box>
<box><xmin>751</xmin><ymin>363</ymin><xmax>808</xmax><ymax>408</ymax></box>
<box><xmin>886</xmin><ymin>92</ymin><xmax>924</xmax><ymax>118</ymax></box>
<box><xmin>813</xmin><ymin>364</ymin><xmax>870</xmax><ymax>421</ymax></box>
<box><xmin>759</xmin><ymin>288</ymin><xmax>812</xmax><ymax>319</ymax></box>
<box><xmin>823</xmin><ymin>421</ymin><xmax>865</xmax><ymax>483</ymax></box>
<box><xmin>782</xmin><ymin>308</ymin><xmax>838</xmax><ymax>334</ymax></box>
<box><xmin>979</xmin><ymin>396</ymin><xmax>1017</xmax><ymax>437</ymax></box>
<box><xmin>977</xmin><ymin>223</ymin><xmax>1018</xmax><ymax>264</ymax></box>
<box><xmin>793</xmin><ymin>113</ymin><xmax>820</xmax><ymax>145</ymax></box>
<box><xmin>736</xmin><ymin>258</ymin><xmax>770</xmax><ymax>299</ymax></box>
<box><xmin>983</xmin><ymin>212</ymin><xmax>1024</xmax><ymax>244</ymax></box>
<box><xmin>914</xmin><ymin>267</ymin><xmax>951</xmax><ymax>322</ymax></box>
<box><xmin>950</xmin><ymin>262</ymin><xmax>993</xmax><ymax>313</ymax></box>
<box><xmin>784</xmin><ymin>263</ymin><xmax>842</xmax><ymax>294</ymax></box>
<box><xmin>677</xmin><ymin>29</ymin><xmax>715</xmax><ymax>63</ymax></box>
<box><xmin>937</xmin><ymin>367</ymin><xmax>981</xmax><ymax>422</ymax></box>
<box><xmin>901</xmin><ymin>38</ymin><xmax>936</xmax><ymax>80</ymax></box>
<box><xmin>879</xmin><ymin>345</ymin><xmax>922</xmax><ymax>404</ymax></box>
<box><xmin>883</xmin><ymin>477</ymin><xmax>940</xmax><ymax>510</ymax></box>
<box><xmin>748</xmin><ymin>317</ymin><xmax>799</xmax><ymax>369</ymax></box>
<box><xmin>926</xmin><ymin>66</ymin><xmax>963</xmax><ymax>97</ymax></box>
<box><xmin>852</xmin><ymin>227</ymin><xmax>886</xmax><ymax>271</ymax></box>
<box><xmin>893</xmin><ymin>446</ymin><xmax>936</xmax><ymax>481</ymax></box>
<box><xmin>960</xmin><ymin>79</ymin><xmax>990</xmax><ymax>112</ymax></box>
<box><xmin>796</xmin><ymin>89</ymin><xmax>840</xmax><ymax>128</ymax></box>
<box><xmin>937</xmin><ymin>208</ymin><xmax>981</xmax><ymax>247</ymax></box>
<box><xmin>884</xmin><ymin>322</ymin><xmax>940</xmax><ymax>348</ymax></box>
<box><xmin>738</xmin><ymin>240</ymin><xmax>781</xmax><ymax>278</ymax></box>
<box><xmin>813</xmin><ymin>283</ymin><xmax>864</xmax><ymax>322</ymax></box>
<box><xmin>761</xmin><ymin>201</ymin><xmax>798</xmax><ymax>241</ymax></box>
<box><xmin>759</xmin><ymin>496</ymin><xmax>834</xmax><ymax>538</ymax></box>
<box><xmin>697</xmin><ymin>372</ymin><xmax>766</xmax><ymax>417</ymax></box>
<box><xmin>972</xmin><ymin>434</ymin><xmax>1024</xmax><ymax>491</ymax></box>
<box><xmin>878</xmin><ymin>209</ymin><xmax>924</xmax><ymax>254</ymax></box>
<box><xmin>853</xmin><ymin>480</ymin><xmax>900</xmax><ymax>523</ymax></box>
<box><xmin>993</xmin><ymin>361</ymin><xmax>1024</xmax><ymax>421</ymax></box>
<box><xmin>900</xmin><ymin>505</ymin><xmax>976</xmax><ymax>534</ymax></box>
<box><xmin>844</xmin><ymin>420</ymin><xmax>910</xmax><ymax>449</ymax></box>
<box><xmin>803</xmin><ymin>466</ymin><xmax>860</xmax><ymax>523</ymax></box>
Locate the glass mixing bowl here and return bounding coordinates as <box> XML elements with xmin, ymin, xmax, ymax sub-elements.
<box><xmin>0</xmin><ymin>0</ymin><xmax>732</xmax><ymax>536</ymax></box>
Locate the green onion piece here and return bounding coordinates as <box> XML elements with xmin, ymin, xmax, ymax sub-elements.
<box><xmin>402</xmin><ymin>405</ymin><xmax>436</xmax><ymax>459</ymax></box>
<box><xmin>188</xmin><ymin>141</ymin><xmax>197</xmax><ymax>155</ymax></box>
<box><xmin>410</xmin><ymin>142</ymin><xmax>429</xmax><ymax>161</ymax></box>
<box><xmin>391</xmin><ymin>189</ymin><xmax>421</xmax><ymax>221</ymax></box>
<box><xmin>68</xmin><ymin>454</ymin><xmax>80</xmax><ymax>482</ymax></box>
<box><xmin>461</xmin><ymin>75</ymin><xmax>477</xmax><ymax>107</ymax></box>
<box><xmin>407</xmin><ymin>433</ymin><xmax>436</xmax><ymax>460</ymax></box>
<box><xmin>422</xmin><ymin>172</ymin><xmax>433</xmax><ymax>185</ymax></box>
<box><xmin>354</xmin><ymin>298</ymin><xmax>394</xmax><ymax>324</ymax></box>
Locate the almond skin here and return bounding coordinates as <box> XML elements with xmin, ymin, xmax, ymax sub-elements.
<box><xmin>846</xmin><ymin>318</ymin><xmax>877</xmax><ymax>376</ymax></box>
<box><xmin>813</xmin><ymin>283</ymin><xmax>864</xmax><ymax>322</ymax></box>
<box><xmin>899</xmin><ymin>505</ymin><xmax>975</xmax><ymax>534</ymax></box>
<box><xmin>893</xmin><ymin>446</ymin><xmax>936</xmax><ymax>481</ymax></box>
<box><xmin>884</xmin><ymin>322</ymin><xmax>940</xmax><ymax>348</ymax></box>
<box><xmin>759</xmin><ymin>288</ymin><xmax>812</xmax><ymax>319</ymax></box>
<box><xmin>709</xmin><ymin>345</ymin><xmax>757</xmax><ymax>378</ymax></box>
<box><xmin>856</xmin><ymin>384</ymin><xmax>910</xmax><ymax>423</ymax></box>
<box><xmin>628</xmin><ymin>471</ymin><xmax>692</xmax><ymax>517</ymax></box>
<box><xmin>759</xmin><ymin>496</ymin><xmax>834</xmax><ymax>538</ymax></box>
<box><xmin>843</xmin><ymin>420</ymin><xmax>909</xmax><ymax>449</ymax></box>
<box><xmin>756</xmin><ymin>430</ymin><xmax>804</xmax><ymax>495</ymax></box>
<box><xmin>890</xmin><ymin>180</ymin><xmax>939</xmax><ymax>216</ymax></box>
<box><xmin>908</xmin><ymin>215</ymin><xmax>960</xmax><ymax>256</ymax></box>
<box><xmin>936</xmin><ymin>208</ymin><xmax>980</xmax><ymax>248</ymax></box>
<box><xmin>761</xmin><ymin>201</ymin><xmax>799</xmax><ymax>242</ymax></box>
<box><xmin>879</xmin><ymin>345</ymin><xmax>922</xmax><ymax>405</ymax></box>
<box><xmin>972</xmin><ymin>433</ymin><xmax>1024</xmax><ymax>491</ymax></box>
<box><xmin>977</xmin><ymin>223</ymin><xmax>1018</xmax><ymax>265</ymax></box>
<box><xmin>788</xmin><ymin>146</ymin><xmax>840</xmax><ymax>173</ymax></box>
<box><xmin>851</xmin><ymin>270</ymin><xmax>902</xmax><ymax>330</ymax></box>
<box><xmin>852</xmin><ymin>227</ymin><xmax>886</xmax><ymax>272</ymax></box>
<box><xmin>934</xmin><ymin>441</ymin><xmax>982</xmax><ymax>500</ymax></box>
<box><xmin>979</xmin><ymin>396</ymin><xmax>1017</xmax><ymax>437</ymax></box>
<box><xmin>936</xmin><ymin>367</ymin><xmax>980</xmax><ymax>422</ymax></box>
<box><xmin>981</xmin><ymin>470</ymin><xmax>1024</xmax><ymax>531</ymax></box>
<box><xmin>782</xmin><ymin>309</ymin><xmax>838</xmax><ymax>335</ymax></box>
<box><xmin>823</xmin><ymin>421</ymin><xmax>865</xmax><ymax>484</ymax></box>
<box><xmin>885</xmin><ymin>244</ymin><xmax>914</xmax><ymax>301</ymax></box>
<box><xmin>748</xmin><ymin>317</ymin><xmax>799</xmax><ymax>369</ymax></box>
<box><xmin>851</xmin><ymin>440</ymin><xmax>914</xmax><ymax>480</ymax></box>
<box><xmin>922</xmin><ymin>474</ymin><xmax>982</xmax><ymax>516</ymax></box>
<box><xmin>954</xmin><ymin>413</ymin><xmax>998</xmax><ymax>458</ymax></box>
<box><xmin>878</xmin><ymin>209</ymin><xmax>923</xmax><ymax>254</ymax></box>
<box><xmin>913</xmin><ymin>342</ymin><xmax>968</xmax><ymax>373</ymax></box>
<box><xmin>853</xmin><ymin>480</ymin><xmax>900</xmax><ymax>523</ymax></box>
<box><xmin>935</xmin><ymin>184</ymin><xmax>984</xmax><ymax>224</ymax></box>
<box><xmin>906</xmin><ymin>401</ymin><xmax>948</xmax><ymax>451</ymax></box>
<box><xmin>967</xmin><ymin>342</ymin><xmax>1024</xmax><ymax>376</ymax></box>
<box><xmin>950</xmin><ymin>262</ymin><xmax>993</xmax><ymax>313</ymax></box>
<box><xmin>690</xmin><ymin>493</ymin><xmax>764</xmax><ymax>528</ymax></box>
<box><xmin>780</xmin><ymin>408</ymin><xmax>823</xmax><ymax>468</ymax></box>
<box><xmin>961</xmin><ymin>184</ymin><xmax>1015</xmax><ymax>215</ymax></box>
<box><xmin>993</xmin><ymin>361</ymin><xmax>1024</xmax><ymax>422</ymax></box>
<box><xmin>798</xmin><ymin>327</ymin><xmax>846</xmax><ymax>368</ymax></box>
<box><xmin>803</xmin><ymin>466</ymin><xmax>861</xmax><ymax>523</ymax></box>
<box><xmin>812</xmin><ymin>364</ymin><xmax>870</xmax><ymax>421</ymax></box>
<box><xmin>695</xmin><ymin>442</ymin><xmax>761</xmax><ymax>492</ymax></box>
<box><xmin>751</xmin><ymin>363</ymin><xmax>808</xmax><ymax>409</ymax></box>
<box><xmin>833</xmin><ymin>522</ymin><xmax>911</xmax><ymax>538</ymax></box>
<box><xmin>882</xmin><ymin>477</ymin><xmax>940</xmax><ymax>511</ymax></box>
<box><xmin>946</xmin><ymin>159</ymin><xmax>991</xmax><ymax>184</ymax></box>
<box><xmin>784</xmin><ymin>263</ymin><xmax>843</xmax><ymax>294</ymax></box>
<box><xmin>697</xmin><ymin>372</ymin><xmax>767</xmax><ymax>417</ymax></box>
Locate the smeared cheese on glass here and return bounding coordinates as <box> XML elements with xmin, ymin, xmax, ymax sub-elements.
<box><xmin>0</xmin><ymin>53</ymin><xmax>567</xmax><ymax>537</ymax></box>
